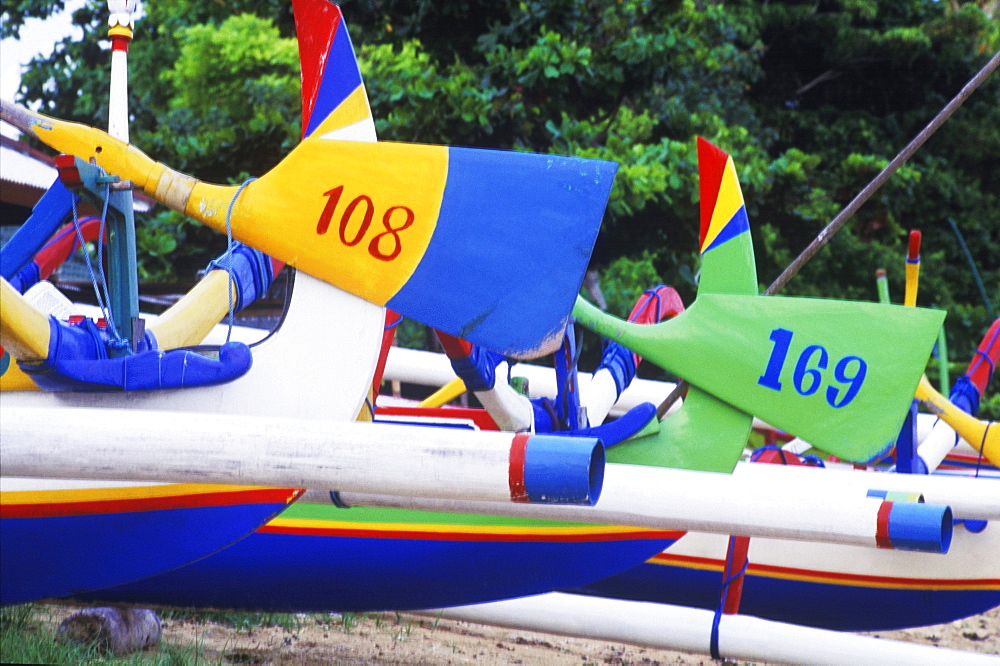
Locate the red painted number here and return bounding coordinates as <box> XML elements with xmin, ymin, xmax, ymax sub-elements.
<box><xmin>369</xmin><ymin>206</ymin><xmax>415</xmax><ymax>262</ymax></box>
<box><xmin>316</xmin><ymin>186</ymin><xmax>415</xmax><ymax>261</ymax></box>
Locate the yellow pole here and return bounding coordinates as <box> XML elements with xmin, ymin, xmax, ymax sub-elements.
<box><xmin>0</xmin><ymin>278</ymin><xmax>52</xmax><ymax>362</ymax></box>
<box><xmin>418</xmin><ymin>377</ymin><xmax>467</xmax><ymax>408</ymax></box>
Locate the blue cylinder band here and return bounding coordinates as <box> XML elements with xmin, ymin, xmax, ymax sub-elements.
<box><xmin>887</xmin><ymin>501</ymin><xmax>953</xmax><ymax>554</ymax></box>
<box><xmin>521</xmin><ymin>435</ymin><xmax>604</xmax><ymax>506</ymax></box>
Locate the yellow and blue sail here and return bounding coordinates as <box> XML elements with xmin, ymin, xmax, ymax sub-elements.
<box><xmin>293</xmin><ymin>3</ymin><xmax>616</xmax><ymax>355</ymax></box>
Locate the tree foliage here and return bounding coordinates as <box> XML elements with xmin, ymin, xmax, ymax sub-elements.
<box><xmin>7</xmin><ymin>0</ymin><xmax>999</xmax><ymax>364</ymax></box>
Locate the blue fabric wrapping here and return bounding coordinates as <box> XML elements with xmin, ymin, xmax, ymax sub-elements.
<box><xmin>530</xmin><ymin>400</ymin><xmax>656</xmax><ymax>448</ymax></box>
<box><xmin>448</xmin><ymin>346</ymin><xmax>505</xmax><ymax>392</ymax></box>
<box><xmin>948</xmin><ymin>375</ymin><xmax>981</xmax><ymax>416</ymax></box>
<box><xmin>9</xmin><ymin>263</ymin><xmax>40</xmax><ymax>294</ymax></box>
<box><xmin>597</xmin><ymin>340</ymin><xmax>637</xmax><ymax>396</ymax></box>
<box><xmin>207</xmin><ymin>242</ymin><xmax>274</xmax><ymax>312</ymax></box>
<box><xmin>21</xmin><ymin>317</ymin><xmax>252</xmax><ymax>392</ymax></box>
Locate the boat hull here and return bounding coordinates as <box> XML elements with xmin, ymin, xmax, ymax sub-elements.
<box><xmin>576</xmin><ymin>522</ymin><xmax>1000</xmax><ymax>631</ymax></box>
<box><xmin>0</xmin><ymin>480</ymin><xmax>299</xmax><ymax>605</ymax></box>
<box><xmin>64</xmin><ymin>503</ymin><xmax>680</xmax><ymax>612</ymax></box>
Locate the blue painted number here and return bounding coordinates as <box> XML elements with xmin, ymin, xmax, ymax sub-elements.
<box><xmin>758</xmin><ymin>328</ymin><xmax>867</xmax><ymax>408</ymax></box>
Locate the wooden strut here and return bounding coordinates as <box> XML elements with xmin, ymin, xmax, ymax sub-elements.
<box><xmin>657</xmin><ymin>49</ymin><xmax>1000</xmax><ymax>420</ymax></box>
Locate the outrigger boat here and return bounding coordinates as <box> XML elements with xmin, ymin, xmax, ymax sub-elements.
<box><xmin>0</xmin><ymin>0</ymin><xmax>632</xmax><ymax>607</ymax></box>
<box><xmin>1</xmin><ymin>1</ymin><xmax>996</xmax><ymax>661</ymax></box>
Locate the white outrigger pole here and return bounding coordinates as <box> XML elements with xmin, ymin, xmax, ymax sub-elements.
<box><xmin>418</xmin><ymin>593</ymin><xmax>998</xmax><ymax>665</ymax></box>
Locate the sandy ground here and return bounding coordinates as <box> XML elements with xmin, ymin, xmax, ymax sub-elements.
<box><xmin>40</xmin><ymin>601</ymin><xmax>1000</xmax><ymax>664</ymax></box>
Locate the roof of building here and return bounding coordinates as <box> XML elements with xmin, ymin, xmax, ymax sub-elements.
<box><xmin>1</xmin><ymin>134</ymin><xmax>154</xmax><ymax>213</ymax></box>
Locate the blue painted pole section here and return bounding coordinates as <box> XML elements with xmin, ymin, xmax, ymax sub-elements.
<box><xmin>887</xmin><ymin>502</ymin><xmax>953</xmax><ymax>554</ymax></box>
<box><xmin>1</xmin><ymin>178</ymin><xmax>75</xmax><ymax>280</ymax></box>
<box><xmin>523</xmin><ymin>435</ymin><xmax>604</xmax><ymax>506</ymax></box>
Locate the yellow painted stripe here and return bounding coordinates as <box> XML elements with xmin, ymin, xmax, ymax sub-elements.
<box><xmin>267</xmin><ymin>516</ymin><xmax>660</xmax><ymax>537</ymax></box>
<box><xmin>0</xmin><ymin>361</ymin><xmax>40</xmax><ymax>391</ymax></box>
<box><xmin>24</xmin><ymin>107</ymin><xmax>445</xmax><ymax>308</ymax></box>
<box><xmin>650</xmin><ymin>554</ymin><xmax>1000</xmax><ymax>590</ymax></box>
<box><xmin>207</xmin><ymin>139</ymin><xmax>447</xmax><ymax>306</ymax></box>
<box><xmin>2</xmin><ymin>483</ymin><xmax>282</xmax><ymax>505</ymax></box>
<box><xmin>311</xmin><ymin>85</ymin><xmax>373</xmax><ymax>137</ymax></box>
<box><xmin>699</xmin><ymin>156</ymin><xmax>744</xmax><ymax>253</ymax></box>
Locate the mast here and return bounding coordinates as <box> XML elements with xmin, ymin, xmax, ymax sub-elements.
<box><xmin>104</xmin><ymin>0</ymin><xmax>140</xmax><ymax>348</ymax></box>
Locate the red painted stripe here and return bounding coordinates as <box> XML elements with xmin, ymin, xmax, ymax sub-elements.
<box><xmin>435</xmin><ymin>330</ymin><xmax>475</xmax><ymax>359</ymax></box>
<box><xmin>722</xmin><ymin>535</ymin><xmax>751</xmax><ymax>615</ymax></box>
<box><xmin>1</xmin><ymin>488</ymin><xmax>300</xmax><ymax>519</ymax></box>
<box><xmin>294</xmin><ymin>0</ymin><xmax>342</xmax><ymax>136</ymax></box>
<box><xmin>377</xmin><ymin>406</ymin><xmax>499</xmax><ymax>431</ymax></box>
<box><xmin>907</xmin><ymin>230</ymin><xmax>921</xmax><ymax>261</ymax></box>
<box><xmin>509</xmin><ymin>433</ymin><xmax>530</xmax><ymax>503</ymax></box>
<box><xmin>697</xmin><ymin>137</ymin><xmax>728</xmax><ymax>249</ymax></box>
<box><xmin>258</xmin><ymin>524</ymin><xmax>684</xmax><ymax>543</ymax></box>
<box><xmin>650</xmin><ymin>552</ymin><xmax>1000</xmax><ymax>589</ymax></box>
<box><xmin>875</xmin><ymin>500</ymin><xmax>894</xmax><ymax>549</ymax></box>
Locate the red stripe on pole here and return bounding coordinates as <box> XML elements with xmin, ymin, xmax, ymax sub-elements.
<box><xmin>722</xmin><ymin>535</ymin><xmax>751</xmax><ymax>615</ymax></box>
<box><xmin>875</xmin><ymin>501</ymin><xmax>894</xmax><ymax>549</ymax></box>
<box><xmin>110</xmin><ymin>35</ymin><xmax>131</xmax><ymax>52</ymax></box>
<box><xmin>907</xmin><ymin>230</ymin><xmax>921</xmax><ymax>261</ymax></box>
<box><xmin>509</xmin><ymin>433</ymin><xmax>530</xmax><ymax>503</ymax></box>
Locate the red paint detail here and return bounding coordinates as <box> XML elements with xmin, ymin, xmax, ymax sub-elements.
<box><xmin>268</xmin><ymin>257</ymin><xmax>285</xmax><ymax>278</ymax></box>
<box><xmin>650</xmin><ymin>552</ymin><xmax>1000</xmax><ymax>589</ymax></box>
<box><xmin>339</xmin><ymin>194</ymin><xmax>375</xmax><ymax>246</ymax></box>
<box><xmin>1</xmin><ymin>488</ymin><xmax>301</xmax><ymax>519</ymax></box>
<box><xmin>68</xmin><ymin>315</ymin><xmax>85</xmax><ymax>324</ymax></box>
<box><xmin>753</xmin><ymin>448</ymin><xmax>807</xmax><ymax>465</ymax></box>
<box><xmin>110</xmin><ymin>35</ymin><xmax>131</xmax><ymax>52</ymax></box>
<box><xmin>624</xmin><ymin>285</ymin><xmax>685</xmax><ymax>366</ymax></box>
<box><xmin>697</xmin><ymin>137</ymin><xmax>728</xmax><ymax>250</ymax></box>
<box><xmin>722</xmin><ymin>535</ymin><xmax>751</xmax><ymax>614</ymax></box>
<box><xmin>907</xmin><ymin>230</ymin><xmax>921</xmax><ymax>261</ymax></box>
<box><xmin>875</xmin><ymin>501</ymin><xmax>894</xmax><ymax>549</ymax></box>
<box><xmin>436</xmin><ymin>330</ymin><xmax>475</xmax><ymax>359</ymax></box>
<box><xmin>315</xmin><ymin>186</ymin><xmax>413</xmax><ymax>261</ymax></box>
<box><xmin>316</xmin><ymin>185</ymin><xmax>345</xmax><ymax>235</ymax></box>
<box><xmin>55</xmin><ymin>154</ymin><xmax>83</xmax><ymax>189</ymax></box>
<box><xmin>967</xmin><ymin>318</ymin><xmax>1000</xmax><ymax>395</ymax></box>
<box><xmin>376</xmin><ymin>405</ymin><xmax>499</xmax><ymax>431</ymax></box>
<box><xmin>370</xmin><ymin>310</ymin><xmax>402</xmax><ymax>403</ymax></box>
<box><xmin>293</xmin><ymin>0</ymin><xmax>342</xmax><ymax>138</ymax></box>
<box><xmin>509</xmin><ymin>433</ymin><xmax>530</xmax><ymax>502</ymax></box>
<box><xmin>370</xmin><ymin>206</ymin><xmax>415</xmax><ymax>261</ymax></box>
<box><xmin>258</xmin><ymin>524</ymin><xmax>684</xmax><ymax>543</ymax></box>
<box><xmin>33</xmin><ymin>217</ymin><xmax>101</xmax><ymax>280</ymax></box>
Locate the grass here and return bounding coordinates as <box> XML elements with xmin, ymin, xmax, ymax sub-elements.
<box><xmin>0</xmin><ymin>604</ymin><xmax>204</xmax><ymax>665</ymax></box>
<box><xmin>158</xmin><ymin>609</ymin><xmax>306</xmax><ymax>635</ymax></box>
<box><xmin>0</xmin><ymin>604</ymin><xmax>416</xmax><ymax>665</ymax></box>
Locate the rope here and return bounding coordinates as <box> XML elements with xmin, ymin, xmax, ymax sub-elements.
<box><xmin>69</xmin><ymin>175</ymin><xmax>127</xmax><ymax>351</ymax></box>
<box><xmin>207</xmin><ymin>178</ymin><xmax>256</xmax><ymax>343</ymax></box>
<box><xmin>710</xmin><ymin>551</ymin><xmax>749</xmax><ymax>660</ymax></box>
